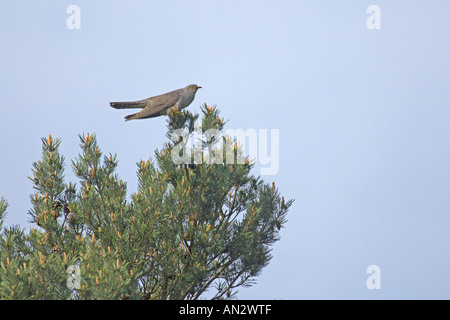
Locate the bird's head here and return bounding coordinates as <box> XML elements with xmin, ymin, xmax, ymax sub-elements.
<box><xmin>187</xmin><ymin>84</ymin><xmax>202</xmax><ymax>92</ymax></box>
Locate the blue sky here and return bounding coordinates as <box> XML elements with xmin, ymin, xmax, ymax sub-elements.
<box><xmin>0</xmin><ymin>1</ymin><xmax>449</xmax><ymax>299</ymax></box>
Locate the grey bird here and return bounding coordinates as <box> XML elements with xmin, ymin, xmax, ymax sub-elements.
<box><xmin>110</xmin><ymin>84</ymin><xmax>201</xmax><ymax>121</ymax></box>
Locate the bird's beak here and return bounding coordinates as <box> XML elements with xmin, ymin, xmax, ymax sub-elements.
<box><xmin>198</xmin><ymin>86</ymin><xmax>202</xmax><ymax>89</ymax></box>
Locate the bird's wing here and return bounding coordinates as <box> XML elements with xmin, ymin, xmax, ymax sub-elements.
<box><xmin>126</xmin><ymin>90</ymin><xmax>182</xmax><ymax>120</ymax></box>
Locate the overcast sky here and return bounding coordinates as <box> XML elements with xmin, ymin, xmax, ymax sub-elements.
<box><xmin>0</xmin><ymin>1</ymin><xmax>449</xmax><ymax>299</ymax></box>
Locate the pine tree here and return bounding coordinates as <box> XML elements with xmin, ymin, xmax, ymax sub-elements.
<box><xmin>0</xmin><ymin>105</ymin><xmax>293</xmax><ymax>299</ymax></box>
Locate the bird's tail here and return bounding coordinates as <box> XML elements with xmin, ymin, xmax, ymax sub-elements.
<box><xmin>109</xmin><ymin>101</ymin><xmax>147</xmax><ymax>109</ymax></box>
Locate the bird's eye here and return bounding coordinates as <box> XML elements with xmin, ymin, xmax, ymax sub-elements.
<box><xmin>190</xmin><ymin>85</ymin><xmax>195</xmax><ymax>90</ymax></box>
